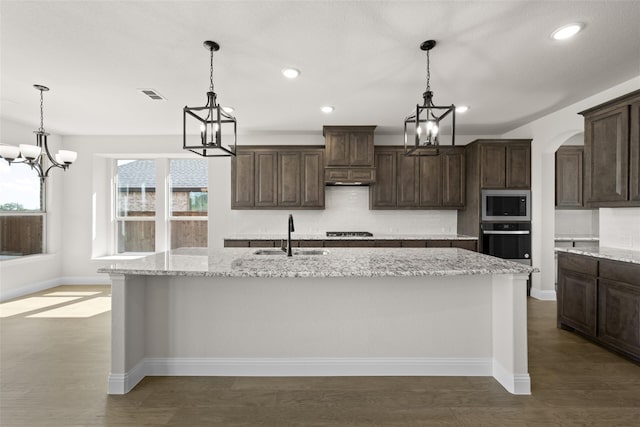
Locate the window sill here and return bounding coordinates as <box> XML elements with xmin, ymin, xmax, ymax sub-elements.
<box><xmin>0</xmin><ymin>253</ymin><xmax>56</xmax><ymax>264</ymax></box>
<box><xmin>92</xmin><ymin>254</ymin><xmax>148</xmax><ymax>261</ymax></box>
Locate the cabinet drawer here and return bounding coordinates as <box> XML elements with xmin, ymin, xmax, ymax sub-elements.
<box><xmin>224</xmin><ymin>240</ymin><xmax>250</xmax><ymax>247</ymax></box>
<box><xmin>451</xmin><ymin>240</ymin><xmax>477</xmax><ymax>251</ymax></box>
<box><xmin>600</xmin><ymin>260</ymin><xmax>640</xmax><ymax>287</ymax></box>
<box><xmin>375</xmin><ymin>240</ymin><xmax>402</xmax><ymax>247</ymax></box>
<box><xmin>402</xmin><ymin>240</ymin><xmax>426</xmax><ymax>247</ymax></box>
<box><xmin>426</xmin><ymin>240</ymin><xmax>452</xmax><ymax>248</ymax></box>
<box><xmin>558</xmin><ymin>253</ymin><xmax>598</xmax><ymax>276</ymax></box>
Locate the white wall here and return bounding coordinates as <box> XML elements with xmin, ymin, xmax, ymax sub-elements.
<box><xmin>0</xmin><ymin>118</ymin><xmax>64</xmax><ymax>301</ymax></box>
<box><xmin>502</xmin><ymin>75</ymin><xmax>640</xmax><ymax>300</ymax></box>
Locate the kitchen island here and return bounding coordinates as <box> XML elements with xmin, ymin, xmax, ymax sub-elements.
<box><xmin>99</xmin><ymin>247</ymin><xmax>534</xmax><ymax>395</ymax></box>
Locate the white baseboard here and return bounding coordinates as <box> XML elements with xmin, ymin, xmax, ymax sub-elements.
<box><xmin>530</xmin><ymin>287</ymin><xmax>556</xmax><ymax>301</ymax></box>
<box><xmin>58</xmin><ymin>276</ymin><xmax>112</xmax><ymax>285</ymax></box>
<box><xmin>492</xmin><ymin>360</ymin><xmax>531</xmax><ymax>395</ymax></box>
<box><xmin>108</xmin><ymin>356</ymin><xmax>494</xmax><ymax>395</ymax></box>
<box><xmin>0</xmin><ymin>276</ymin><xmax>111</xmax><ymax>302</ymax></box>
<box><xmin>0</xmin><ymin>278</ymin><xmax>61</xmax><ymax>302</ymax></box>
<box><xmin>108</xmin><ymin>360</ymin><xmax>145</xmax><ymax>394</ymax></box>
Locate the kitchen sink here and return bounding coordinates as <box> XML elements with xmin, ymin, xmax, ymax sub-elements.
<box><xmin>253</xmin><ymin>249</ymin><xmax>329</xmax><ymax>256</ymax></box>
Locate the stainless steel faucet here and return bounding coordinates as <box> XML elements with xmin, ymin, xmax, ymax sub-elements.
<box><xmin>286</xmin><ymin>214</ymin><xmax>295</xmax><ymax>256</ymax></box>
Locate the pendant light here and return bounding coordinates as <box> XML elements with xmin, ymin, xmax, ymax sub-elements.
<box><xmin>0</xmin><ymin>84</ymin><xmax>77</xmax><ymax>180</ymax></box>
<box><xmin>183</xmin><ymin>41</ymin><xmax>237</xmax><ymax>157</ymax></box>
<box><xmin>404</xmin><ymin>40</ymin><xmax>456</xmax><ymax>156</ymax></box>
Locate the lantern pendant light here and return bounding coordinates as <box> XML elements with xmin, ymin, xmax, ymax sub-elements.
<box><xmin>404</xmin><ymin>40</ymin><xmax>456</xmax><ymax>156</ymax></box>
<box><xmin>183</xmin><ymin>40</ymin><xmax>237</xmax><ymax>157</ymax></box>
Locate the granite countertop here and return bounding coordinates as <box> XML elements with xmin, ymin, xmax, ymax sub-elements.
<box><xmin>554</xmin><ymin>235</ymin><xmax>600</xmax><ymax>242</ymax></box>
<box><xmin>224</xmin><ymin>233</ymin><xmax>478</xmax><ymax>241</ymax></box>
<box><xmin>555</xmin><ymin>246</ymin><xmax>640</xmax><ymax>265</ymax></box>
<box><xmin>98</xmin><ymin>247</ymin><xmax>534</xmax><ymax>278</ymax></box>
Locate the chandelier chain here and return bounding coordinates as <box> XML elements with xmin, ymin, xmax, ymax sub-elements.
<box><xmin>209</xmin><ymin>49</ymin><xmax>215</xmax><ymax>93</ymax></box>
<box><xmin>425</xmin><ymin>49</ymin><xmax>431</xmax><ymax>92</ymax></box>
<box><xmin>39</xmin><ymin>89</ymin><xmax>45</xmax><ymax>132</ymax></box>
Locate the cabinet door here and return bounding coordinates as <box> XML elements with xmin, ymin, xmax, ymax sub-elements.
<box><xmin>555</xmin><ymin>146</ymin><xmax>583</xmax><ymax>208</ymax></box>
<box><xmin>301</xmin><ymin>151</ymin><xmax>324</xmax><ymax>208</ymax></box>
<box><xmin>442</xmin><ymin>148</ymin><xmax>465</xmax><ymax>208</ymax></box>
<box><xmin>325</xmin><ymin>131</ymin><xmax>350</xmax><ymax>166</ymax></box>
<box><xmin>629</xmin><ymin>99</ymin><xmax>640</xmax><ymax>202</ymax></box>
<box><xmin>396</xmin><ymin>153</ymin><xmax>418</xmax><ymax>207</ymax></box>
<box><xmin>370</xmin><ymin>151</ymin><xmax>396</xmax><ymax>208</ymax></box>
<box><xmin>278</xmin><ymin>152</ymin><xmax>301</xmax><ymax>207</ymax></box>
<box><xmin>418</xmin><ymin>155</ymin><xmax>442</xmax><ymax>207</ymax></box>
<box><xmin>557</xmin><ymin>267</ymin><xmax>598</xmax><ymax>337</ymax></box>
<box><xmin>506</xmin><ymin>143</ymin><xmax>531</xmax><ymax>188</ymax></box>
<box><xmin>584</xmin><ymin>105</ymin><xmax>629</xmax><ymax>204</ymax></box>
<box><xmin>255</xmin><ymin>151</ymin><xmax>278</xmax><ymax>207</ymax></box>
<box><xmin>480</xmin><ymin>144</ymin><xmax>506</xmax><ymax>188</ymax></box>
<box><xmin>598</xmin><ymin>279</ymin><xmax>640</xmax><ymax>356</ymax></box>
<box><xmin>349</xmin><ymin>131</ymin><xmax>374</xmax><ymax>166</ymax></box>
<box><xmin>231</xmin><ymin>151</ymin><xmax>255</xmax><ymax>208</ymax></box>
<box><xmin>451</xmin><ymin>240</ymin><xmax>477</xmax><ymax>251</ymax></box>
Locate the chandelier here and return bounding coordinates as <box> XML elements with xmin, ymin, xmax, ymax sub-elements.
<box><xmin>404</xmin><ymin>40</ymin><xmax>456</xmax><ymax>156</ymax></box>
<box><xmin>183</xmin><ymin>41</ymin><xmax>237</xmax><ymax>157</ymax></box>
<box><xmin>0</xmin><ymin>85</ymin><xmax>77</xmax><ymax>179</ymax></box>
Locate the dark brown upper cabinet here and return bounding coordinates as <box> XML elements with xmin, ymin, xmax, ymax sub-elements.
<box><xmin>555</xmin><ymin>146</ymin><xmax>584</xmax><ymax>208</ymax></box>
<box><xmin>580</xmin><ymin>90</ymin><xmax>640</xmax><ymax>207</ymax></box>
<box><xmin>369</xmin><ymin>146</ymin><xmax>465</xmax><ymax>210</ymax></box>
<box><xmin>324</xmin><ymin>125</ymin><xmax>376</xmax><ymax>184</ymax></box>
<box><xmin>479</xmin><ymin>140</ymin><xmax>531</xmax><ymax>189</ymax></box>
<box><xmin>231</xmin><ymin>146</ymin><xmax>324</xmax><ymax>210</ymax></box>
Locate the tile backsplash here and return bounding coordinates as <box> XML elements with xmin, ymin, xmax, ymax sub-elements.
<box><xmin>555</xmin><ymin>209</ymin><xmax>599</xmax><ymax>236</ymax></box>
<box><xmin>229</xmin><ymin>186</ymin><xmax>458</xmax><ymax>235</ymax></box>
<box><xmin>599</xmin><ymin>208</ymin><xmax>640</xmax><ymax>250</ymax></box>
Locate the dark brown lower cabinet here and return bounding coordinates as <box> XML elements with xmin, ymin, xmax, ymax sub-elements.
<box><xmin>598</xmin><ymin>261</ymin><xmax>640</xmax><ymax>359</ymax></box>
<box><xmin>557</xmin><ymin>253</ymin><xmax>598</xmax><ymax>337</ymax></box>
<box><xmin>557</xmin><ymin>253</ymin><xmax>640</xmax><ymax>362</ymax></box>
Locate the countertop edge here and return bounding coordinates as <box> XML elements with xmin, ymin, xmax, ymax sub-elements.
<box><xmin>555</xmin><ymin>246</ymin><xmax>640</xmax><ymax>265</ymax></box>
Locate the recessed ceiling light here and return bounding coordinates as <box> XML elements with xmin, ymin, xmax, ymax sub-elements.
<box><xmin>321</xmin><ymin>106</ymin><xmax>334</xmax><ymax>113</ymax></box>
<box><xmin>282</xmin><ymin>68</ymin><xmax>300</xmax><ymax>79</ymax></box>
<box><xmin>551</xmin><ymin>23</ymin><xmax>584</xmax><ymax>40</ymax></box>
<box><xmin>455</xmin><ymin>105</ymin><xmax>469</xmax><ymax>113</ymax></box>
<box><xmin>222</xmin><ymin>106</ymin><xmax>234</xmax><ymax>113</ymax></box>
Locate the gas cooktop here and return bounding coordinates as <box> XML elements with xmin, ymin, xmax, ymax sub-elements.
<box><xmin>326</xmin><ymin>231</ymin><xmax>373</xmax><ymax>237</ymax></box>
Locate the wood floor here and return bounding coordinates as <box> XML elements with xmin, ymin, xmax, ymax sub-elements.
<box><xmin>1</xmin><ymin>285</ymin><xmax>639</xmax><ymax>426</ymax></box>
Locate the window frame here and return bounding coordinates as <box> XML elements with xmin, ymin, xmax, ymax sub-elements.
<box><xmin>112</xmin><ymin>157</ymin><xmax>208</xmax><ymax>255</ymax></box>
<box><xmin>0</xmin><ymin>159</ymin><xmax>47</xmax><ymax>258</ymax></box>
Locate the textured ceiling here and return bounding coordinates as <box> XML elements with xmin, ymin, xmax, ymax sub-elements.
<box><xmin>1</xmin><ymin>0</ymin><xmax>639</xmax><ymax>137</ymax></box>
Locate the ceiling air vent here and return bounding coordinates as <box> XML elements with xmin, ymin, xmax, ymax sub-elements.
<box><xmin>138</xmin><ymin>88</ymin><xmax>166</xmax><ymax>101</ymax></box>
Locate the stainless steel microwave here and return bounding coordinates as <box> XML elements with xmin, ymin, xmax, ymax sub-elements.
<box><xmin>481</xmin><ymin>189</ymin><xmax>531</xmax><ymax>221</ymax></box>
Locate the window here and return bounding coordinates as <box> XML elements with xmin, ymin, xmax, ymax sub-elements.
<box><xmin>0</xmin><ymin>161</ymin><xmax>44</xmax><ymax>258</ymax></box>
<box><xmin>169</xmin><ymin>159</ymin><xmax>207</xmax><ymax>249</ymax></box>
<box><xmin>113</xmin><ymin>158</ymin><xmax>208</xmax><ymax>254</ymax></box>
<box><xmin>116</xmin><ymin>160</ymin><xmax>156</xmax><ymax>253</ymax></box>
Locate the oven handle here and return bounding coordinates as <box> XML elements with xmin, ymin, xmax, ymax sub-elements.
<box><xmin>482</xmin><ymin>230</ymin><xmax>530</xmax><ymax>235</ymax></box>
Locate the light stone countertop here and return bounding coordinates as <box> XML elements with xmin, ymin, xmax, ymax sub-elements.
<box><xmin>224</xmin><ymin>233</ymin><xmax>478</xmax><ymax>241</ymax></box>
<box><xmin>97</xmin><ymin>247</ymin><xmax>535</xmax><ymax>278</ymax></box>
<box><xmin>555</xmin><ymin>246</ymin><xmax>640</xmax><ymax>265</ymax></box>
<box><xmin>554</xmin><ymin>235</ymin><xmax>600</xmax><ymax>242</ymax></box>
